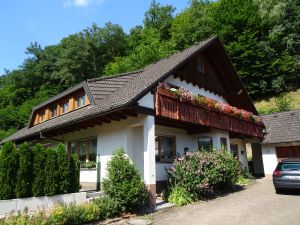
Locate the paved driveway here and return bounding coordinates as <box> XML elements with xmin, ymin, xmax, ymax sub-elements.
<box><xmin>150</xmin><ymin>178</ymin><xmax>300</xmax><ymax>225</ymax></box>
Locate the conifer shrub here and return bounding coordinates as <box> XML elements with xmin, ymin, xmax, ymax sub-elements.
<box><xmin>16</xmin><ymin>142</ymin><xmax>33</xmax><ymax>198</ymax></box>
<box><xmin>56</xmin><ymin>143</ymin><xmax>70</xmax><ymax>194</ymax></box>
<box><xmin>44</xmin><ymin>147</ymin><xmax>59</xmax><ymax>196</ymax></box>
<box><xmin>103</xmin><ymin>148</ymin><xmax>149</xmax><ymax>212</ymax></box>
<box><xmin>32</xmin><ymin>144</ymin><xmax>46</xmax><ymax>197</ymax></box>
<box><xmin>0</xmin><ymin>142</ymin><xmax>18</xmax><ymax>200</ymax></box>
<box><xmin>68</xmin><ymin>153</ymin><xmax>80</xmax><ymax>193</ymax></box>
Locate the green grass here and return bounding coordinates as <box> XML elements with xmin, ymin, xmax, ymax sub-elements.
<box><xmin>255</xmin><ymin>89</ymin><xmax>300</xmax><ymax>113</ymax></box>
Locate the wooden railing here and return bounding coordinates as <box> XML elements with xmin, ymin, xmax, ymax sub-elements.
<box><xmin>155</xmin><ymin>87</ymin><xmax>264</xmax><ymax>138</ymax></box>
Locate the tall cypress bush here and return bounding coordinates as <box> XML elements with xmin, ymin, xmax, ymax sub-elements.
<box><xmin>32</xmin><ymin>144</ymin><xmax>46</xmax><ymax>197</ymax></box>
<box><xmin>0</xmin><ymin>142</ymin><xmax>19</xmax><ymax>200</ymax></box>
<box><xmin>69</xmin><ymin>153</ymin><xmax>80</xmax><ymax>193</ymax></box>
<box><xmin>44</xmin><ymin>147</ymin><xmax>59</xmax><ymax>196</ymax></box>
<box><xmin>16</xmin><ymin>142</ymin><xmax>33</xmax><ymax>198</ymax></box>
<box><xmin>56</xmin><ymin>143</ymin><xmax>70</xmax><ymax>194</ymax></box>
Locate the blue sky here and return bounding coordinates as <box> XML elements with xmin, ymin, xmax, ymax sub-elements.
<box><xmin>0</xmin><ymin>0</ymin><xmax>188</xmax><ymax>74</ymax></box>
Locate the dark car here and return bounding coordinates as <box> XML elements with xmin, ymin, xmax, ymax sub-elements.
<box><xmin>273</xmin><ymin>158</ymin><xmax>300</xmax><ymax>194</ymax></box>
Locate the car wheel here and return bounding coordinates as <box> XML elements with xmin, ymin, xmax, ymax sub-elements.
<box><xmin>275</xmin><ymin>188</ymin><xmax>282</xmax><ymax>194</ymax></box>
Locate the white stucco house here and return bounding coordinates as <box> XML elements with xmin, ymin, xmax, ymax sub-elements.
<box><xmin>2</xmin><ymin>37</ymin><xmax>264</xmax><ymax>202</ymax></box>
<box><xmin>260</xmin><ymin>110</ymin><xmax>300</xmax><ymax>175</ymax></box>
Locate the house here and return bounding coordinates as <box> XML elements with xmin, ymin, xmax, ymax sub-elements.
<box><xmin>260</xmin><ymin>110</ymin><xmax>300</xmax><ymax>175</ymax></box>
<box><xmin>2</xmin><ymin>37</ymin><xmax>264</xmax><ymax>201</ymax></box>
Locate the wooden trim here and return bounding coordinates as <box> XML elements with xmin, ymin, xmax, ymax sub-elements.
<box><xmin>136</xmin><ymin>106</ymin><xmax>155</xmax><ymax>116</ymax></box>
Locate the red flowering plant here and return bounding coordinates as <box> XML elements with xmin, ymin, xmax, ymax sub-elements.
<box><xmin>157</xmin><ymin>82</ymin><xmax>263</xmax><ymax>125</ymax></box>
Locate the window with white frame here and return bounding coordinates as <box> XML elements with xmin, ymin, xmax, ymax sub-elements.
<box><xmin>155</xmin><ymin>135</ymin><xmax>176</xmax><ymax>163</ymax></box>
<box><xmin>77</xmin><ymin>95</ymin><xmax>86</xmax><ymax>108</ymax></box>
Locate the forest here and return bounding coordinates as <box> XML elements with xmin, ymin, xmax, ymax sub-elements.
<box><xmin>0</xmin><ymin>0</ymin><xmax>299</xmax><ymax>140</ymax></box>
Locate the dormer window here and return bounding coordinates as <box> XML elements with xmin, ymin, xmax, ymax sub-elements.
<box><xmin>196</xmin><ymin>59</ymin><xmax>205</xmax><ymax>73</ymax></box>
<box><xmin>77</xmin><ymin>95</ymin><xmax>86</xmax><ymax>108</ymax></box>
<box><xmin>50</xmin><ymin>105</ymin><xmax>57</xmax><ymax>118</ymax></box>
<box><xmin>39</xmin><ymin>111</ymin><xmax>46</xmax><ymax>122</ymax></box>
<box><xmin>62</xmin><ymin>101</ymin><xmax>69</xmax><ymax>114</ymax></box>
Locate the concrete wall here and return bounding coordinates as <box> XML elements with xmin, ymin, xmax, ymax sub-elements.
<box><xmin>164</xmin><ymin>75</ymin><xmax>228</xmax><ymax>103</ymax></box>
<box><xmin>0</xmin><ymin>192</ymin><xmax>86</xmax><ymax>215</ymax></box>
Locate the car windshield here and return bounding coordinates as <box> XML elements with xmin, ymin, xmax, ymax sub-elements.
<box><xmin>280</xmin><ymin>163</ymin><xmax>300</xmax><ymax>171</ymax></box>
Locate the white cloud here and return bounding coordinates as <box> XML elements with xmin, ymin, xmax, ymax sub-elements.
<box><xmin>63</xmin><ymin>0</ymin><xmax>104</xmax><ymax>7</ymax></box>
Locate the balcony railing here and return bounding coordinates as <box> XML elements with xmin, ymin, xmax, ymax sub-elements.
<box><xmin>155</xmin><ymin>86</ymin><xmax>264</xmax><ymax>138</ymax></box>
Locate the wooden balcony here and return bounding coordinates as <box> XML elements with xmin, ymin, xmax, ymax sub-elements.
<box><xmin>155</xmin><ymin>87</ymin><xmax>264</xmax><ymax>138</ymax></box>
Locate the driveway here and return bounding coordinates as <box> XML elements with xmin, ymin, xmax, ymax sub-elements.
<box><xmin>150</xmin><ymin>178</ymin><xmax>300</xmax><ymax>225</ymax></box>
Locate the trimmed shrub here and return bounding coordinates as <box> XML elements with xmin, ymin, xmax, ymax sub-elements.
<box><xmin>168</xmin><ymin>150</ymin><xmax>240</xmax><ymax>200</ymax></box>
<box><xmin>103</xmin><ymin>148</ymin><xmax>149</xmax><ymax>212</ymax></box>
<box><xmin>68</xmin><ymin>153</ymin><xmax>80</xmax><ymax>193</ymax></box>
<box><xmin>168</xmin><ymin>186</ymin><xmax>193</xmax><ymax>206</ymax></box>
<box><xmin>16</xmin><ymin>142</ymin><xmax>33</xmax><ymax>198</ymax></box>
<box><xmin>81</xmin><ymin>202</ymin><xmax>101</xmax><ymax>222</ymax></box>
<box><xmin>93</xmin><ymin>196</ymin><xmax>121</xmax><ymax>220</ymax></box>
<box><xmin>56</xmin><ymin>144</ymin><xmax>70</xmax><ymax>194</ymax></box>
<box><xmin>48</xmin><ymin>204</ymin><xmax>85</xmax><ymax>225</ymax></box>
<box><xmin>0</xmin><ymin>142</ymin><xmax>19</xmax><ymax>200</ymax></box>
<box><xmin>44</xmin><ymin>148</ymin><xmax>59</xmax><ymax>196</ymax></box>
<box><xmin>32</xmin><ymin>144</ymin><xmax>46</xmax><ymax>197</ymax></box>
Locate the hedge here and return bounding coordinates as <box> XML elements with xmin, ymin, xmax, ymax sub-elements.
<box><xmin>0</xmin><ymin>142</ymin><xmax>79</xmax><ymax>200</ymax></box>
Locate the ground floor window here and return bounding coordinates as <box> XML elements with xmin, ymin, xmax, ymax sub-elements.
<box><xmin>198</xmin><ymin>137</ymin><xmax>213</xmax><ymax>151</ymax></box>
<box><xmin>220</xmin><ymin>137</ymin><xmax>227</xmax><ymax>150</ymax></box>
<box><xmin>69</xmin><ymin>137</ymin><xmax>97</xmax><ymax>168</ymax></box>
<box><xmin>155</xmin><ymin>135</ymin><xmax>176</xmax><ymax>163</ymax></box>
<box><xmin>230</xmin><ymin>144</ymin><xmax>239</xmax><ymax>160</ymax></box>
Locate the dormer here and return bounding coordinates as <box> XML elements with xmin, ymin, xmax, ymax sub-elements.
<box><xmin>29</xmin><ymin>82</ymin><xmax>93</xmax><ymax>127</ymax></box>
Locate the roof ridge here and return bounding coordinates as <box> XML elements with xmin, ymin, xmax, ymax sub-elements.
<box><xmin>262</xmin><ymin>109</ymin><xmax>300</xmax><ymax>116</ymax></box>
<box><xmin>87</xmin><ymin>70</ymin><xmax>143</xmax><ymax>82</ymax></box>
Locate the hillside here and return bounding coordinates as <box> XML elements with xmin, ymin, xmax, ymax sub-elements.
<box><xmin>255</xmin><ymin>89</ymin><xmax>300</xmax><ymax>114</ymax></box>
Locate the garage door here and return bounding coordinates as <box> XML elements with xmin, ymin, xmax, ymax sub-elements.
<box><xmin>276</xmin><ymin>146</ymin><xmax>300</xmax><ymax>161</ymax></box>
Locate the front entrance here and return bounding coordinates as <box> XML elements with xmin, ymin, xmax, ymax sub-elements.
<box><xmin>276</xmin><ymin>146</ymin><xmax>300</xmax><ymax>161</ymax></box>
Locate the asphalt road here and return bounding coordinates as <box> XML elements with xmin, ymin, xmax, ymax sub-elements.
<box><xmin>150</xmin><ymin>178</ymin><xmax>300</xmax><ymax>225</ymax></box>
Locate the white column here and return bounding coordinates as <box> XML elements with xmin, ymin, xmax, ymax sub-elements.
<box><xmin>143</xmin><ymin>115</ymin><xmax>156</xmax><ymax>185</ymax></box>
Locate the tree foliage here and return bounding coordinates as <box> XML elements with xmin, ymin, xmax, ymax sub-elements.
<box><xmin>16</xmin><ymin>142</ymin><xmax>33</xmax><ymax>198</ymax></box>
<box><xmin>0</xmin><ymin>0</ymin><xmax>299</xmax><ymax>139</ymax></box>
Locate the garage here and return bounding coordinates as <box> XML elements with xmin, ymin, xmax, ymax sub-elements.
<box><xmin>259</xmin><ymin>110</ymin><xmax>300</xmax><ymax>175</ymax></box>
<box><xmin>276</xmin><ymin>146</ymin><xmax>300</xmax><ymax>161</ymax></box>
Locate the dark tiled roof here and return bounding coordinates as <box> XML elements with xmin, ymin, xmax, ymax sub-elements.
<box><xmin>2</xmin><ymin>36</ymin><xmax>255</xmax><ymax>143</ymax></box>
<box><xmin>262</xmin><ymin>110</ymin><xmax>300</xmax><ymax>144</ymax></box>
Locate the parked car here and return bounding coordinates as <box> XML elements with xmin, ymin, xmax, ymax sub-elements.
<box><xmin>273</xmin><ymin>158</ymin><xmax>300</xmax><ymax>194</ymax></box>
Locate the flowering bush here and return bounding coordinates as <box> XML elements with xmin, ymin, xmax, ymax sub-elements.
<box><xmin>158</xmin><ymin>82</ymin><xmax>263</xmax><ymax>125</ymax></box>
<box><xmin>167</xmin><ymin>150</ymin><xmax>240</xmax><ymax>200</ymax></box>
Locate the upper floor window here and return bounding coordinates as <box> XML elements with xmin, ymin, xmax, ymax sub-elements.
<box><xmin>196</xmin><ymin>59</ymin><xmax>205</xmax><ymax>73</ymax></box>
<box><xmin>50</xmin><ymin>105</ymin><xmax>57</xmax><ymax>118</ymax></box>
<box><xmin>39</xmin><ymin>111</ymin><xmax>46</xmax><ymax>122</ymax></box>
<box><xmin>62</xmin><ymin>101</ymin><xmax>69</xmax><ymax>114</ymax></box>
<box><xmin>77</xmin><ymin>95</ymin><xmax>86</xmax><ymax>108</ymax></box>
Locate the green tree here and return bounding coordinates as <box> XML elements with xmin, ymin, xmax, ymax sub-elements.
<box><xmin>69</xmin><ymin>153</ymin><xmax>80</xmax><ymax>193</ymax></box>
<box><xmin>16</xmin><ymin>142</ymin><xmax>33</xmax><ymax>198</ymax></box>
<box><xmin>44</xmin><ymin>148</ymin><xmax>59</xmax><ymax>196</ymax></box>
<box><xmin>0</xmin><ymin>142</ymin><xmax>18</xmax><ymax>200</ymax></box>
<box><xmin>103</xmin><ymin>148</ymin><xmax>149</xmax><ymax>212</ymax></box>
<box><xmin>56</xmin><ymin>144</ymin><xmax>70</xmax><ymax>194</ymax></box>
<box><xmin>32</xmin><ymin>144</ymin><xmax>46</xmax><ymax>197</ymax></box>
<box><xmin>275</xmin><ymin>94</ymin><xmax>293</xmax><ymax>112</ymax></box>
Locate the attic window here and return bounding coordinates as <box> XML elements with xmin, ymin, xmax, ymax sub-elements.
<box><xmin>62</xmin><ymin>101</ymin><xmax>69</xmax><ymax>114</ymax></box>
<box><xmin>50</xmin><ymin>105</ymin><xmax>57</xmax><ymax>118</ymax></box>
<box><xmin>39</xmin><ymin>111</ymin><xmax>46</xmax><ymax>122</ymax></box>
<box><xmin>196</xmin><ymin>59</ymin><xmax>205</xmax><ymax>73</ymax></box>
<box><xmin>77</xmin><ymin>95</ymin><xmax>86</xmax><ymax>108</ymax></box>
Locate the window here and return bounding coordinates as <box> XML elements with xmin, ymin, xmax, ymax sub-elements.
<box><xmin>39</xmin><ymin>111</ymin><xmax>45</xmax><ymax>122</ymax></box>
<box><xmin>69</xmin><ymin>138</ymin><xmax>97</xmax><ymax>168</ymax></box>
<box><xmin>77</xmin><ymin>95</ymin><xmax>86</xmax><ymax>108</ymax></box>
<box><xmin>50</xmin><ymin>105</ymin><xmax>57</xmax><ymax>118</ymax></box>
<box><xmin>230</xmin><ymin>144</ymin><xmax>239</xmax><ymax>159</ymax></box>
<box><xmin>155</xmin><ymin>135</ymin><xmax>176</xmax><ymax>163</ymax></box>
<box><xmin>62</xmin><ymin>101</ymin><xmax>69</xmax><ymax>114</ymax></box>
<box><xmin>220</xmin><ymin>137</ymin><xmax>227</xmax><ymax>150</ymax></box>
<box><xmin>196</xmin><ymin>59</ymin><xmax>205</xmax><ymax>73</ymax></box>
<box><xmin>198</xmin><ymin>137</ymin><xmax>213</xmax><ymax>151</ymax></box>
